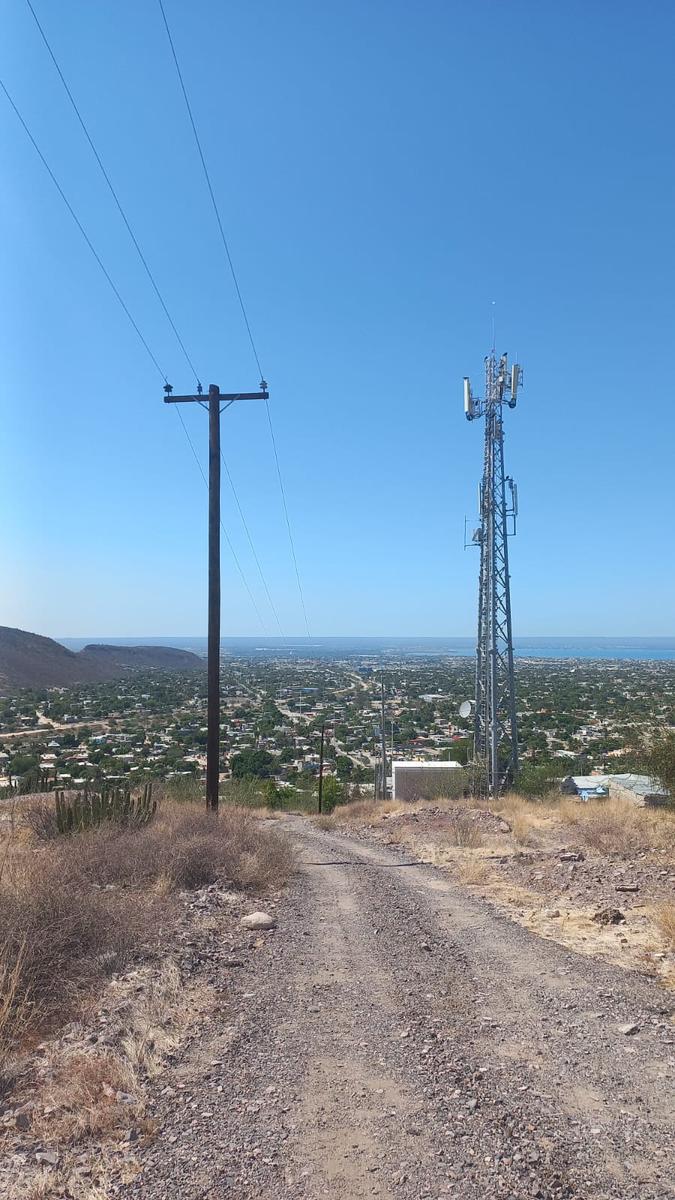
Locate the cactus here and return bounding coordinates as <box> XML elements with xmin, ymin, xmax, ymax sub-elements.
<box><xmin>52</xmin><ymin>781</ymin><xmax>156</xmax><ymax>835</ymax></box>
<box><xmin>18</xmin><ymin>766</ymin><xmax>58</xmax><ymax>796</ymax></box>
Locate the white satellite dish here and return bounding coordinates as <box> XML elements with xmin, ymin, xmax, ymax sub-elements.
<box><xmin>459</xmin><ymin>700</ymin><xmax>472</xmax><ymax>718</ymax></box>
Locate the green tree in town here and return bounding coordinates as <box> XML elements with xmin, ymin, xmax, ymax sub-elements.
<box><xmin>261</xmin><ymin>778</ymin><xmax>283</xmax><ymax>810</ymax></box>
<box><xmin>336</xmin><ymin>755</ymin><xmax>353</xmax><ymax>780</ymax></box>
<box><xmin>321</xmin><ymin>775</ymin><xmax>347</xmax><ymax>813</ymax></box>
<box><xmin>230</xmin><ymin>748</ymin><xmax>274</xmax><ymax>779</ymax></box>
<box><xmin>646</xmin><ymin>732</ymin><xmax>675</xmax><ymax>803</ymax></box>
<box><xmin>516</xmin><ymin>759</ymin><xmax>561</xmax><ymax>799</ymax></box>
<box><xmin>9</xmin><ymin>752</ymin><xmax>38</xmax><ymax>777</ymax></box>
<box><xmin>441</xmin><ymin>740</ymin><xmax>470</xmax><ymax>765</ymax></box>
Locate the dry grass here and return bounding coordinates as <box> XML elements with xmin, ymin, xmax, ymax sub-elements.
<box><xmin>458</xmin><ymin>858</ymin><xmax>492</xmax><ymax>886</ymax></box>
<box><xmin>41</xmin><ymin>1049</ymin><xmax>139</xmax><ymax>1140</ymax></box>
<box><xmin>0</xmin><ymin>801</ymin><xmax>293</xmax><ymax>1061</ymax></box>
<box><xmin>511</xmin><ymin>817</ymin><xmax>532</xmax><ymax>845</ymax></box>
<box><xmin>490</xmin><ymin>791</ymin><xmax>541</xmax><ymax>843</ymax></box>
<box><xmin>34</xmin><ymin>960</ymin><xmax>186</xmax><ymax>1146</ymax></box>
<box><xmin>446</xmin><ymin>811</ymin><xmax>483</xmax><ymax>848</ymax></box>
<box><xmin>23</xmin><ymin>798</ymin><xmax>63</xmax><ymax>841</ymax></box>
<box><xmin>558</xmin><ymin>796</ymin><xmax>675</xmax><ymax>857</ymax></box>
<box><xmin>119</xmin><ymin>961</ymin><xmax>186</xmax><ymax>1078</ymax></box>
<box><xmin>321</xmin><ymin>788</ymin><xmax>675</xmax><ymax>866</ymax></box>
<box><xmin>0</xmin><ymin>936</ymin><xmax>27</xmax><ymax>1083</ymax></box>
<box><xmin>486</xmin><ymin>791</ymin><xmax>675</xmax><ymax>858</ymax></box>
<box><xmin>325</xmin><ymin>795</ymin><xmax>479</xmax><ymax>827</ymax></box>
<box><xmin>0</xmin><ymin>800</ymin><xmax>294</xmax><ymax>1200</ymax></box>
<box><xmin>313</xmin><ymin>814</ymin><xmax>337</xmax><ymax>831</ymax></box>
<box><xmin>332</xmin><ymin>798</ymin><xmax>404</xmax><ymax>824</ymax></box>
<box><xmin>52</xmin><ymin>801</ymin><xmax>294</xmax><ymax>893</ymax></box>
<box><xmin>656</xmin><ymin>902</ymin><xmax>675</xmax><ymax>950</ymax></box>
<box><xmin>0</xmin><ymin>851</ymin><xmax>145</xmax><ymax>1039</ymax></box>
<box><xmin>3</xmin><ymin>957</ymin><xmax>192</xmax><ymax>1200</ymax></box>
<box><xmin>332</xmin><ymin>798</ymin><xmax>379</xmax><ymax>822</ymax></box>
<box><xmin>20</xmin><ymin>1175</ymin><xmax>112</xmax><ymax>1200</ymax></box>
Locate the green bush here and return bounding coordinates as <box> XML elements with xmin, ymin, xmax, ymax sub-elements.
<box><xmin>515</xmin><ymin>760</ymin><xmax>560</xmax><ymax>799</ymax></box>
<box><xmin>646</xmin><ymin>732</ymin><xmax>675</xmax><ymax>805</ymax></box>
<box><xmin>320</xmin><ymin>776</ymin><xmax>347</xmax><ymax>814</ymax></box>
<box><xmin>260</xmin><ymin>779</ymin><xmax>283</xmax><ymax>810</ymax></box>
<box><xmin>165</xmin><ymin>776</ymin><xmax>203</xmax><ymax>804</ymax></box>
<box><xmin>230</xmin><ymin>748</ymin><xmax>274</xmax><ymax>779</ymax></box>
<box><xmin>220</xmin><ymin>778</ymin><xmax>267</xmax><ymax>807</ymax></box>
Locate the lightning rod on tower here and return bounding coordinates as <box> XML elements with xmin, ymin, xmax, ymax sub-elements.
<box><xmin>464</xmin><ymin>350</ymin><xmax>522</xmax><ymax>793</ymax></box>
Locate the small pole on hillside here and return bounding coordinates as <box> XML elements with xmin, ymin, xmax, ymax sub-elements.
<box><xmin>380</xmin><ymin>673</ymin><xmax>388</xmax><ymax>801</ymax></box>
<box><xmin>164</xmin><ymin>379</ymin><xmax>269</xmax><ymax>811</ymax></box>
<box><xmin>318</xmin><ymin>721</ymin><xmax>325</xmax><ymax>814</ymax></box>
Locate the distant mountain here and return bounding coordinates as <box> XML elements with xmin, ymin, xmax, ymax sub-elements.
<box><xmin>0</xmin><ymin>626</ymin><xmax>204</xmax><ymax>690</ymax></box>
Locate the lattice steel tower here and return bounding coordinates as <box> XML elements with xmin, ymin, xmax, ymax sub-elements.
<box><xmin>464</xmin><ymin>350</ymin><xmax>522</xmax><ymax>793</ymax></box>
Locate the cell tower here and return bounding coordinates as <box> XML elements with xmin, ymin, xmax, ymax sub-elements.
<box><xmin>464</xmin><ymin>350</ymin><xmax>522</xmax><ymax>793</ymax></box>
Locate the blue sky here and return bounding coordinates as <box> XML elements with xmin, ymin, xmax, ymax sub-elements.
<box><xmin>1</xmin><ymin>0</ymin><xmax>673</xmax><ymax>638</ymax></box>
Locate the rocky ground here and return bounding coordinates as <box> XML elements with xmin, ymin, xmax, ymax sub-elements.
<box><xmin>112</xmin><ymin>816</ymin><xmax>674</xmax><ymax>1200</ymax></box>
<box><xmin>371</xmin><ymin>804</ymin><xmax>675</xmax><ymax>907</ymax></box>
<box><xmin>0</xmin><ymin>881</ymin><xmax>284</xmax><ymax>1198</ymax></box>
<box><xmin>350</xmin><ymin>803</ymin><xmax>675</xmax><ymax>986</ymax></box>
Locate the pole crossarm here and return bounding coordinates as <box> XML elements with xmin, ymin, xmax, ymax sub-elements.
<box><xmin>164</xmin><ymin>390</ymin><xmax>269</xmax><ymax>404</ymax></box>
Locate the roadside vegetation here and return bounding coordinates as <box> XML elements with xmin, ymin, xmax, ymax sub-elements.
<box><xmin>323</xmin><ymin>785</ymin><xmax>675</xmax><ymax>858</ymax></box>
<box><xmin>657</xmin><ymin>903</ymin><xmax>675</xmax><ymax>950</ymax></box>
<box><xmin>166</xmin><ymin>773</ymin><xmax>325</xmax><ymax>813</ymax></box>
<box><xmin>0</xmin><ymin>793</ymin><xmax>293</xmax><ymax>1085</ymax></box>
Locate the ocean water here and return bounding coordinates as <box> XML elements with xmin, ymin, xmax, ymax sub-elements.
<box><xmin>58</xmin><ymin>636</ymin><xmax>675</xmax><ymax>662</ymax></box>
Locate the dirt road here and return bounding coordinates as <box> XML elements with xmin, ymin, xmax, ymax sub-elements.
<box><xmin>124</xmin><ymin>816</ymin><xmax>675</xmax><ymax>1200</ymax></box>
<box><xmin>0</xmin><ymin>718</ymin><xmax>108</xmax><ymax>740</ymax></box>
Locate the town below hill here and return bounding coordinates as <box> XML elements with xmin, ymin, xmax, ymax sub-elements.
<box><xmin>0</xmin><ymin>626</ymin><xmax>204</xmax><ymax>690</ymax></box>
<box><xmin>0</xmin><ymin>648</ymin><xmax>672</xmax><ymax>798</ymax></box>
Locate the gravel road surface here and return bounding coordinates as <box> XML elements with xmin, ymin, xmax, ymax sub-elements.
<box><xmin>122</xmin><ymin>816</ymin><xmax>675</xmax><ymax>1200</ymax></box>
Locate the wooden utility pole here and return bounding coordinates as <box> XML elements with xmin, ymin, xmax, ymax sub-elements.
<box><xmin>164</xmin><ymin>380</ymin><xmax>269</xmax><ymax>810</ymax></box>
<box><xmin>206</xmin><ymin>388</ymin><xmax>221</xmax><ymax>810</ymax></box>
<box><xmin>318</xmin><ymin>721</ymin><xmax>325</xmax><ymax>814</ymax></box>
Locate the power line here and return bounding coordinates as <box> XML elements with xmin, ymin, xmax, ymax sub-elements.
<box><xmin>23</xmin><ymin>0</ymin><xmax>201</xmax><ymax>390</ymax></box>
<box><xmin>0</xmin><ymin>75</ymin><xmax>167</xmax><ymax>383</ymax></box>
<box><xmin>157</xmin><ymin>0</ymin><xmax>311</xmax><ymax>636</ymax></box>
<box><xmin>21</xmin><ymin>2</ymin><xmax>281</xmax><ymax>633</ymax></box>
<box><xmin>220</xmin><ymin>451</ymin><xmax>284</xmax><ymax>636</ymax></box>
<box><xmin>0</xmin><ymin>73</ymin><xmax>267</xmax><ymax>630</ymax></box>
<box><xmin>172</xmin><ymin>409</ymin><xmax>268</xmax><ymax>630</ymax></box>
<box><xmin>263</xmin><ymin>403</ymin><xmax>311</xmax><ymax>636</ymax></box>
<box><xmin>156</xmin><ymin>0</ymin><xmax>263</xmax><ymax>378</ymax></box>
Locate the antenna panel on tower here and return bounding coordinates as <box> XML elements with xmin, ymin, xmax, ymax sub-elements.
<box><xmin>463</xmin><ymin>377</ymin><xmax>474</xmax><ymax>419</ymax></box>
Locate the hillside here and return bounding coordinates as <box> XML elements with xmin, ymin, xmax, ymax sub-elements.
<box><xmin>0</xmin><ymin>626</ymin><xmax>204</xmax><ymax>689</ymax></box>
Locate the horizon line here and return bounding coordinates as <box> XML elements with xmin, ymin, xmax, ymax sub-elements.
<box><xmin>51</xmin><ymin>633</ymin><xmax>675</xmax><ymax>641</ymax></box>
